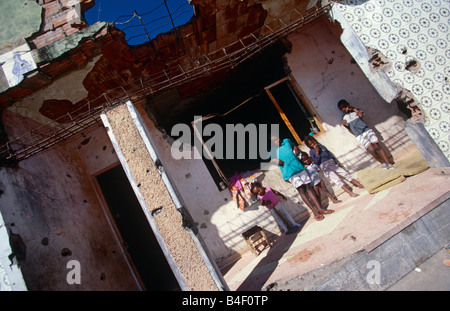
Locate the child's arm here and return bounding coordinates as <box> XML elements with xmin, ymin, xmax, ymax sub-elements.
<box><xmin>259</xmin><ymin>198</ymin><xmax>268</xmax><ymax>206</ymax></box>
<box><xmin>341</xmin><ymin>119</ymin><xmax>352</xmax><ymax>133</ymax></box>
<box><xmin>272</xmin><ymin>189</ymin><xmax>287</xmax><ymax>201</ymax></box>
<box><xmin>270</xmin><ymin>158</ymin><xmax>285</xmax><ymax>166</ymax></box>
<box><xmin>351</xmin><ymin>107</ymin><xmax>364</xmax><ymax>118</ymax></box>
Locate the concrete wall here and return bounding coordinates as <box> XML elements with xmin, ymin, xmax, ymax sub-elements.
<box><xmin>286</xmin><ymin>16</ymin><xmax>413</xmax><ymax>170</ymax></box>
<box><xmin>331</xmin><ymin>0</ymin><xmax>450</xmax><ymax>161</ymax></box>
<box><xmin>0</xmin><ymin>108</ymin><xmax>140</xmax><ymax>290</ymax></box>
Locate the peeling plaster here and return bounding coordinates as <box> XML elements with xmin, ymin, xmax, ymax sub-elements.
<box><xmin>0</xmin><ymin>0</ymin><xmax>42</xmax><ymax>44</ymax></box>
<box><xmin>7</xmin><ymin>55</ymin><xmax>101</xmax><ymax>125</ymax></box>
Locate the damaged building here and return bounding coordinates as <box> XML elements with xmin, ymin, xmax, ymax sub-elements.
<box><xmin>0</xmin><ymin>0</ymin><xmax>448</xmax><ymax>291</ymax></box>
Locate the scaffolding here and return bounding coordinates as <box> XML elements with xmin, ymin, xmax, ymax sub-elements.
<box><xmin>0</xmin><ymin>4</ymin><xmax>331</xmax><ymax>163</ymax></box>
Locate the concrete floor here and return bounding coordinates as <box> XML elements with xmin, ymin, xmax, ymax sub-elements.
<box><xmin>221</xmin><ymin>148</ymin><xmax>450</xmax><ymax>291</ymax></box>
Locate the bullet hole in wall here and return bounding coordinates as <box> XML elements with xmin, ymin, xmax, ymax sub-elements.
<box><xmin>61</xmin><ymin>248</ymin><xmax>72</xmax><ymax>257</ymax></box>
<box><xmin>41</xmin><ymin>237</ymin><xmax>49</xmax><ymax>246</ymax></box>
<box><xmin>80</xmin><ymin>137</ymin><xmax>91</xmax><ymax>145</ymax></box>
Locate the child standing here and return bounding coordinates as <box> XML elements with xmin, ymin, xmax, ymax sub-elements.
<box><xmin>299</xmin><ymin>151</ymin><xmax>341</xmax><ymax>205</ymax></box>
<box><xmin>250</xmin><ymin>182</ymin><xmax>301</xmax><ymax>234</ymax></box>
<box><xmin>270</xmin><ymin>135</ymin><xmax>329</xmax><ymax>221</ymax></box>
<box><xmin>338</xmin><ymin>99</ymin><xmax>394</xmax><ymax>169</ymax></box>
<box><xmin>304</xmin><ymin>136</ymin><xmax>363</xmax><ymax>198</ymax></box>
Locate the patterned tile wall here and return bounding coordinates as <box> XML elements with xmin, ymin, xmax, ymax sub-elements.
<box><xmin>335</xmin><ymin>0</ymin><xmax>450</xmax><ymax>159</ymax></box>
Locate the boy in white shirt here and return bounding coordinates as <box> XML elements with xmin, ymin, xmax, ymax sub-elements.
<box><xmin>338</xmin><ymin>99</ymin><xmax>394</xmax><ymax>169</ymax></box>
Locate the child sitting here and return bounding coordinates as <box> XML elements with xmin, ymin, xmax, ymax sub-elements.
<box><xmin>250</xmin><ymin>182</ymin><xmax>301</xmax><ymax>234</ymax></box>
<box><xmin>299</xmin><ymin>151</ymin><xmax>341</xmax><ymax>205</ymax></box>
<box><xmin>304</xmin><ymin>135</ymin><xmax>364</xmax><ymax>198</ymax></box>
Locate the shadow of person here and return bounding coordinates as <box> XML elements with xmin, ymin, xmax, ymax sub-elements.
<box><xmin>235</xmin><ymin>216</ymin><xmax>309</xmax><ymax>291</ymax></box>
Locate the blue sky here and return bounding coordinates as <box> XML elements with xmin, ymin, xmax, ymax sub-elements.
<box><xmin>84</xmin><ymin>0</ymin><xmax>194</xmax><ymax>45</ymax></box>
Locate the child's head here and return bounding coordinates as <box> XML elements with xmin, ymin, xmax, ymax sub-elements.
<box><xmin>300</xmin><ymin>151</ymin><xmax>312</xmax><ymax>165</ymax></box>
<box><xmin>338</xmin><ymin>99</ymin><xmax>351</xmax><ymax>113</ymax></box>
<box><xmin>304</xmin><ymin>135</ymin><xmax>318</xmax><ymax>149</ymax></box>
<box><xmin>250</xmin><ymin>181</ymin><xmax>265</xmax><ymax>196</ymax></box>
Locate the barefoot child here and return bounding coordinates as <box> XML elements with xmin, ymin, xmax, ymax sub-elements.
<box><xmin>304</xmin><ymin>136</ymin><xmax>364</xmax><ymax>198</ymax></box>
<box><xmin>299</xmin><ymin>151</ymin><xmax>341</xmax><ymax>205</ymax></box>
<box><xmin>338</xmin><ymin>99</ymin><xmax>394</xmax><ymax>169</ymax></box>
<box><xmin>251</xmin><ymin>182</ymin><xmax>301</xmax><ymax>234</ymax></box>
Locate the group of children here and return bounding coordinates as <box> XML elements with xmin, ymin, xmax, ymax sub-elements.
<box><xmin>250</xmin><ymin>99</ymin><xmax>394</xmax><ymax>234</ymax></box>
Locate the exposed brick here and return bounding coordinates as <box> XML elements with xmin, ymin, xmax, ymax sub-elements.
<box><xmin>39</xmin><ymin>58</ymin><xmax>77</xmax><ymax>79</ymax></box>
<box><xmin>53</xmin><ymin>8</ymin><xmax>79</xmax><ymax>28</ymax></box>
<box><xmin>69</xmin><ymin>51</ymin><xmax>87</xmax><ymax>67</ymax></box>
<box><xmin>60</xmin><ymin>0</ymin><xmax>82</xmax><ymax>7</ymax></box>
<box><xmin>5</xmin><ymin>87</ymin><xmax>34</xmax><ymax>100</ymax></box>
<box><xmin>62</xmin><ymin>23</ymin><xmax>85</xmax><ymax>37</ymax></box>
<box><xmin>32</xmin><ymin>27</ymin><xmax>66</xmax><ymax>49</ymax></box>
<box><xmin>21</xmin><ymin>71</ymin><xmax>51</xmax><ymax>91</ymax></box>
<box><xmin>43</xmin><ymin>1</ymin><xmax>61</xmax><ymax>16</ymax></box>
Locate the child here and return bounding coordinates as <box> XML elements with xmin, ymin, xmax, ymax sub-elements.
<box><xmin>304</xmin><ymin>135</ymin><xmax>363</xmax><ymax>198</ymax></box>
<box><xmin>338</xmin><ymin>99</ymin><xmax>394</xmax><ymax>169</ymax></box>
<box><xmin>299</xmin><ymin>151</ymin><xmax>341</xmax><ymax>205</ymax></box>
<box><xmin>270</xmin><ymin>135</ymin><xmax>330</xmax><ymax>221</ymax></box>
<box><xmin>250</xmin><ymin>182</ymin><xmax>301</xmax><ymax>234</ymax></box>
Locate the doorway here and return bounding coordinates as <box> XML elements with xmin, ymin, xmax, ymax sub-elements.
<box><xmin>96</xmin><ymin>164</ymin><xmax>181</xmax><ymax>291</ymax></box>
<box><xmin>197</xmin><ymin>75</ymin><xmax>323</xmax><ymax>186</ymax></box>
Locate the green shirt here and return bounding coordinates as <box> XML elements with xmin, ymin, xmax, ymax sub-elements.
<box><xmin>275</xmin><ymin>139</ymin><xmax>306</xmax><ymax>180</ymax></box>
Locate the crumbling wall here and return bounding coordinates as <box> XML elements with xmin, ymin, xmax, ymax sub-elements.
<box><xmin>286</xmin><ymin>16</ymin><xmax>412</xmax><ymax>173</ymax></box>
<box><xmin>0</xmin><ymin>110</ymin><xmax>141</xmax><ymax>290</ymax></box>
<box><xmin>103</xmin><ymin>103</ymin><xmax>223</xmax><ymax>291</ymax></box>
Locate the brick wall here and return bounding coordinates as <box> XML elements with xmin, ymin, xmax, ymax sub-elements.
<box><xmin>31</xmin><ymin>0</ymin><xmax>94</xmax><ymax>49</ymax></box>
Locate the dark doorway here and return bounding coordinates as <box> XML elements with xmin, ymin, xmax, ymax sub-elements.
<box><xmin>96</xmin><ymin>164</ymin><xmax>181</xmax><ymax>291</ymax></box>
<box><xmin>201</xmin><ymin>91</ymin><xmax>296</xmax><ymax>178</ymax></box>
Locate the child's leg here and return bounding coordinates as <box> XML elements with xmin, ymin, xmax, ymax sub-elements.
<box><xmin>331</xmin><ymin>164</ymin><xmax>364</xmax><ymax>189</ymax></box>
<box><xmin>370</xmin><ymin>142</ymin><xmax>392</xmax><ymax>165</ymax></box>
<box><xmin>313</xmin><ymin>184</ymin><xmax>321</xmax><ymax>198</ymax></box>
<box><xmin>275</xmin><ymin>204</ymin><xmax>300</xmax><ymax>227</ymax></box>
<box><xmin>269</xmin><ymin>209</ymin><xmax>288</xmax><ymax>233</ymax></box>
<box><xmin>321</xmin><ymin>162</ymin><xmax>345</xmax><ymax>188</ymax></box>
<box><xmin>350</xmin><ymin>179</ymin><xmax>364</xmax><ymax>188</ymax></box>
<box><xmin>318</xmin><ymin>181</ymin><xmax>341</xmax><ymax>203</ymax></box>
<box><xmin>342</xmin><ymin>184</ymin><xmax>359</xmax><ymax>197</ymax></box>
<box><xmin>366</xmin><ymin>144</ymin><xmax>384</xmax><ymax>163</ymax></box>
<box><xmin>296</xmin><ymin>185</ymin><xmax>321</xmax><ymax>218</ymax></box>
<box><xmin>297</xmin><ymin>184</ymin><xmax>328</xmax><ymax>218</ymax></box>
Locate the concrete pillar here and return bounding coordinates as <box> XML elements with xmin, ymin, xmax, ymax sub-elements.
<box><xmin>404</xmin><ymin>119</ymin><xmax>450</xmax><ymax>168</ymax></box>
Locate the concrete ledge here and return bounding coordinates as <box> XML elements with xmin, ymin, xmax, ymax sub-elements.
<box><xmin>268</xmin><ymin>198</ymin><xmax>450</xmax><ymax>291</ymax></box>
